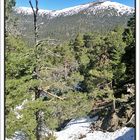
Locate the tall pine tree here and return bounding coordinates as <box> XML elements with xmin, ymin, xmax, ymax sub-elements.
<box><xmin>122</xmin><ymin>14</ymin><xmax>135</xmax><ymax>84</ymax></box>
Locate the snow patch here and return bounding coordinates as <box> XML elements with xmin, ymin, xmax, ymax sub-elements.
<box><xmin>14</xmin><ymin>7</ymin><xmax>52</xmax><ymax>15</ymax></box>
<box><xmin>14</xmin><ymin>99</ymin><xmax>28</xmax><ymax>119</ymax></box>
<box><xmin>6</xmin><ymin>116</ymin><xmax>134</xmax><ymax>140</ymax></box>
<box><xmin>55</xmin><ymin>116</ymin><xmax>134</xmax><ymax>140</ymax></box>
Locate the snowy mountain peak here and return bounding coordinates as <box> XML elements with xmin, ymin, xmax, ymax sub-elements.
<box><xmin>14</xmin><ymin>1</ymin><xmax>134</xmax><ymax>18</ymax></box>
<box><xmin>14</xmin><ymin>6</ymin><xmax>52</xmax><ymax>15</ymax></box>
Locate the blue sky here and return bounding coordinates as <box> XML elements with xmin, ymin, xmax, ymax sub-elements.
<box><xmin>16</xmin><ymin>0</ymin><xmax>135</xmax><ymax>10</ymax></box>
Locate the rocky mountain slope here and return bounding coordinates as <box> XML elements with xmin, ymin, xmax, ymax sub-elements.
<box><xmin>11</xmin><ymin>1</ymin><xmax>134</xmax><ymax>43</ymax></box>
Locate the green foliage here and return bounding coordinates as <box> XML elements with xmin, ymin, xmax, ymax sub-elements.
<box><xmin>9</xmin><ymin>8</ymin><xmax>133</xmax><ymax>43</ymax></box>
<box><xmin>5</xmin><ymin>0</ymin><xmax>16</xmax><ymax>18</ymax></box>
<box><xmin>72</xmin><ymin>33</ymin><xmax>90</xmax><ymax>74</ymax></box>
<box><xmin>43</xmin><ymin>92</ymin><xmax>93</xmax><ymax>129</ymax></box>
<box><xmin>122</xmin><ymin>14</ymin><xmax>135</xmax><ymax>83</ymax></box>
<box><xmin>104</xmin><ymin>26</ymin><xmax>126</xmax><ymax>87</ymax></box>
<box><xmin>5</xmin><ymin>36</ymin><xmax>42</xmax><ymax>139</ymax></box>
<box><xmin>37</xmin><ymin>42</ymin><xmax>83</xmax><ymax>94</ymax></box>
<box><xmin>81</xmin><ymin>34</ymin><xmax>113</xmax><ymax>94</ymax></box>
<box><xmin>6</xmin><ymin>14</ymin><xmax>135</xmax><ymax>139</ymax></box>
<box><xmin>6</xmin><ymin>36</ymin><xmax>85</xmax><ymax>139</ymax></box>
<box><xmin>6</xmin><ymin>36</ymin><xmax>35</xmax><ymax>78</ymax></box>
<box><xmin>72</xmin><ymin>29</ymin><xmax>126</xmax><ymax>99</ymax></box>
<box><xmin>18</xmin><ymin>100</ymin><xmax>47</xmax><ymax>139</ymax></box>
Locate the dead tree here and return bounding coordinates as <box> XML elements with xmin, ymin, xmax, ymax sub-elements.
<box><xmin>29</xmin><ymin>1</ymin><xmax>65</xmax><ymax>139</ymax></box>
<box><xmin>29</xmin><ymin>0</ymin><xmax>38</xmax><ymax>44</ymax></box>
<box><xmin>29</xmin><ymin>1</ymin><xmax>42</xmax><ymax>140</ymax></box>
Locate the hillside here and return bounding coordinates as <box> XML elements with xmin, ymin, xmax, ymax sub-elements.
<box><xmin>11</xmin><ymin>1</ymin><xmax>134</xmax><ymax>43</ymax></box>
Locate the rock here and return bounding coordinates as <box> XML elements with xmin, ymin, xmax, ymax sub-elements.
<box><xmin>126</xmin><ymin>114</ymin><xmax>135</xmax><ymax>127</ymax></box>
<box><xmin>126</xmin><ymin>84</ymin><xmax>135</xmax><ymax>94</ymax></box>
<box><xmin>89</xmin><ymin>94</ymin><xmax>135</xmax><ymax>132</ymax></box>
<box><xmin>125</xmin><ymin>108</ymin><xmax>133</xmax><ymax>118</ymax></box>
<box><xmin>100</xmin><ymin>111</ymin><xmax>119</xmax><ymax>132</ymax></box>
<box><xmin>108</xmin><ymin>112</ymin><xmax>119</xmax><ymax>132</ymax></box>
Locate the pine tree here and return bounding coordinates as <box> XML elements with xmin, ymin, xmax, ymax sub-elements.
<box><xmin>5</xmin><ymin>36</ymin><xmax>46</xmax><ymax>139</ymax></box>
<box><xmin>73</xmin><ymin>33</ymin><xmax>90</xmax><ymax>75</ymax></box>
<box><xmin>78</xmin><ymin>30</ymin><xmax>126</xmax><ymax>99</ymax></box>
<box><xmin>104</xmin><ymin>26</ymin><xmax>126</xmax><ymax>89</ymax></box>
<box><xmin>5</xmin><ymin>0</ymin><xmax>21</xmax><ymax>36</ymax></box>
<box><xmin>83</xmin><ymin>34</ymin><xmax>113</xmax><ymax>98</ymax></box>
<box><xmin>5</xmin><ymin>3</ymin><xmax>84</xmax><ymax>139</ymax></box>
<box><xmin>6</xmin><ymin>1</ymin><xmax>47</xmax><ymax>139</ymax></box>
<box><xmin>122</xmin><ymin>14</ymin><xmax>135</xmax><ymax>83</ymax></box>
<box><xmin>5</xmin><ymin>0</ymin><xmax>16</xmax><ymax>19</ymax></box>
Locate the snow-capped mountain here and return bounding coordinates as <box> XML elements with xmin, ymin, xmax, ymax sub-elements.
<box><xmin>11</xmin><ymin>1</ymin><xmax>134</xmax><ymax>42</ymax></box>
<box><xmin>14</xmin><ymin>1</ymin><xmax>134</xmax><ymax>18</ymax></box>
<box><xmin>14</xmin><ymin>7</ymin><xmax>52</xmax><ymax>15</ymax></box>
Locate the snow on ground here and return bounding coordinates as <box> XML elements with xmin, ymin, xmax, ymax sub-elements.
<box><xmin>14</xmin><ymin>99</ymin><xmax>28</xmax><ymax>119</ymax></box>
<box><xmin>81</xmin><ymin>127</ymin><xmax>134</xmax><ymax>140</ymax></box>
<box><xmin>55</xmin><ymin>116</ymin><xmax>134</xmax><ymax>140</ymax></box>
<box><xmin>6</xmin><ymin>116</ymin><xmax>135</xmax><ymax>140</ymax></box>
<box><xmin>56</xmin><ymin>116</ymin><xmax>98</xmax><ymax>140</ymax></box>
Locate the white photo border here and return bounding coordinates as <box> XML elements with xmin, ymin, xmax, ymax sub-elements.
<box><xmin>0</xmin><ymin>0</ymin><xmax>4</xmax><ymax>139</ymax></box>
<box><xmin>136</xmin><ymin>0</ymin><xmax>140</xmax><ymax>139</ymax></box>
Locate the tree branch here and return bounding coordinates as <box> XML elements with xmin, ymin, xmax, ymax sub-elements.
<box><xmin>29</xmin><ymin>0</ymin><xmax>35</xmax><ymax>14</ymax></box>
<box><xmin>36</xmin><ymin>0</ymin><xmax>39</xmax><ymax>15</ymax></box>
<box><xmin>42</xmin><ymin>89</ymin><xmax>65</xmax><ymax>100</ymax></box>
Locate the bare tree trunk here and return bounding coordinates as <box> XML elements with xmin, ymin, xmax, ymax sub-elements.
<box><xmin>29</xmin><ymin>0</ymin><xmax>38</xmax><ymax>45</ymax></box>
<box><xmin>29</xmin><ymin>1</ymin><xmax>42</xmax><ymax>140</ymax></box>
<box><xmin>112</xmin><ymin>99</ymin><xmax>116</xmax><ymax>112</ymax></box>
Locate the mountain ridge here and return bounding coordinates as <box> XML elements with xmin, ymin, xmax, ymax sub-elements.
<box><xmin>10</xmin><ymin>0</ymin><xmax>134</xmax><ymax>43</ymax></box>
<box><xmin>14</xmin><ymin>1</ymin><xmax>134</xmax><ymax>18</ymax></box>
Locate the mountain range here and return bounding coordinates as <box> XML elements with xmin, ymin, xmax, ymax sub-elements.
<box><xmin>11</xmin><ymin>0</ymin><xmax>134</xmax><ymax>43</ymax></box>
